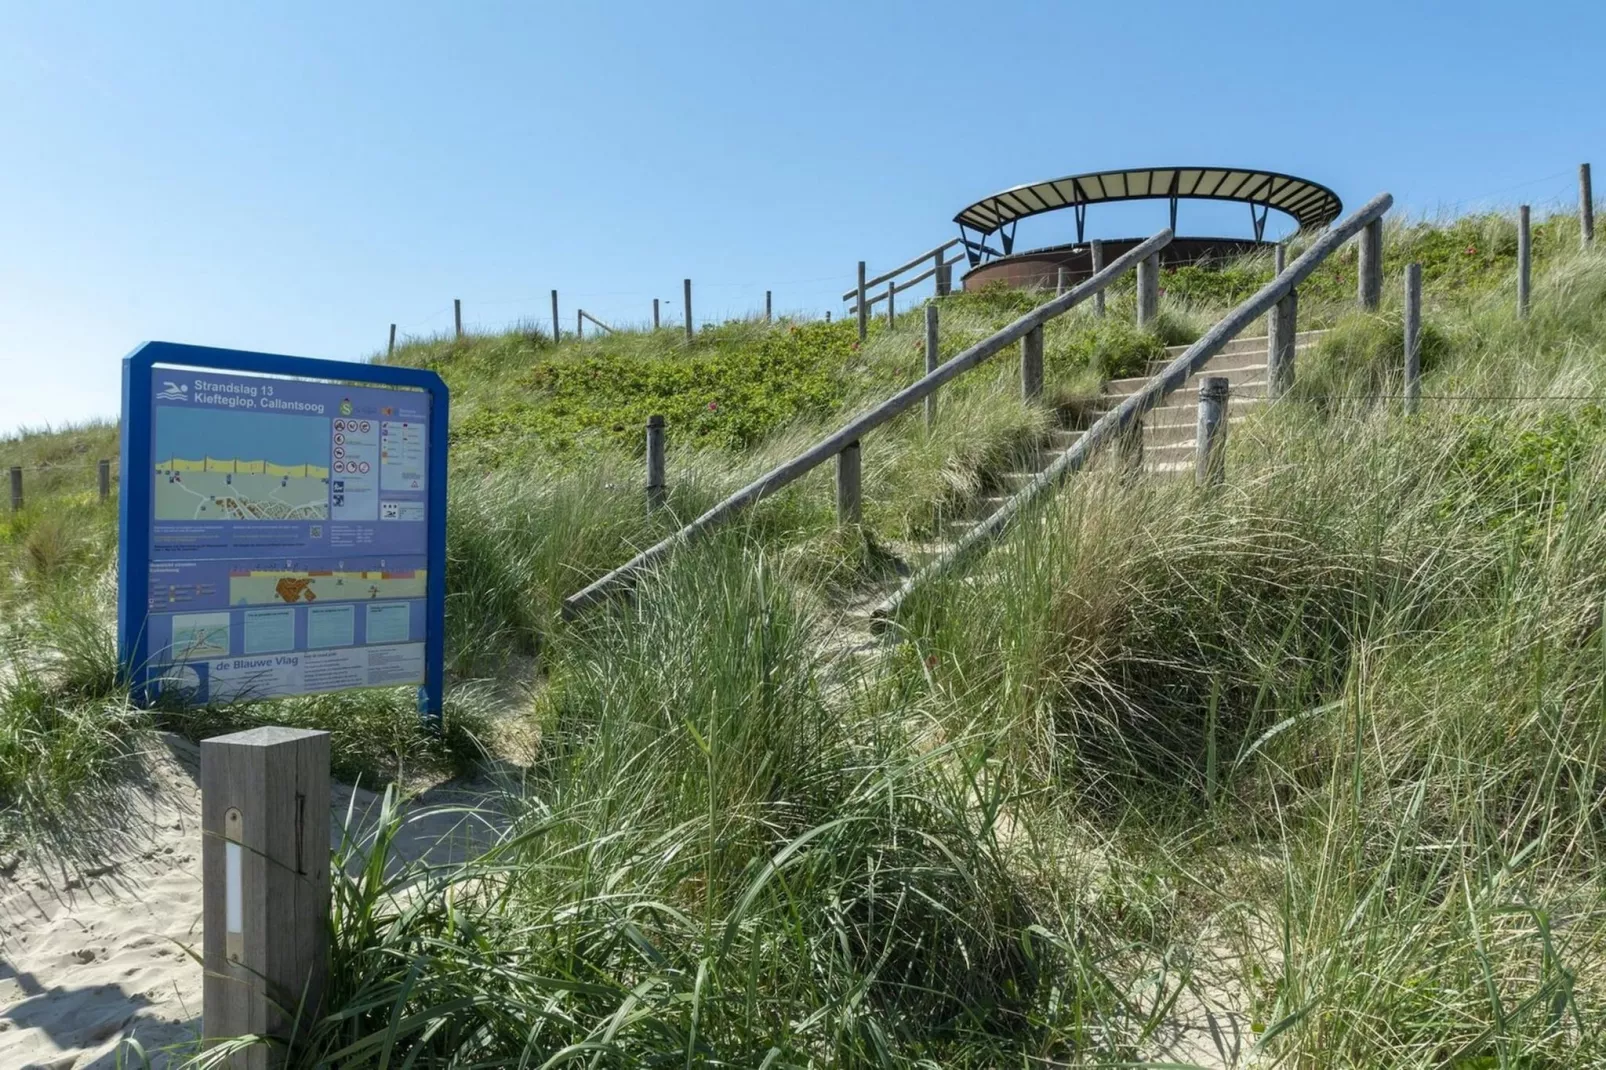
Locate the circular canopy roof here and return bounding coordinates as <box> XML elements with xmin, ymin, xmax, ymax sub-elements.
<box><xmin>954</xmin><ymin>166</ymin><xmax>1343</xmax><ymax>236</ymax></box>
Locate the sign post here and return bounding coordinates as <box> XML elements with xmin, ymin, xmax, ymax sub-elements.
<box><xmin>118</xmin><ymin>342</ymin><xmax>449</xmax><ymax>726</ymax></box>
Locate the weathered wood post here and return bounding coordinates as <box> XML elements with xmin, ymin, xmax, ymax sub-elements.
<box><xmin>202</xmin><ymin>727</ymin><xmax>330</xmax><ymax>1069</ymax></box>
<box><xmin>1274</xmin><ymin>243</ymin><xmax>1286</xmax><ymax>275</ymax></box>
<box><xmin>1136</xmin><ymin>252</ymin><xmax>1159</xmax><ymax>328</ymax></box>
<box><xmin>885</xmin><ymin>281</ymin><xmax>896</xmax><ymax>328</ymax></box>
<box><xmin>1056</xmin><ymin>266</ymin><xmax>1067</xmax><ymax>296</ymax></box>
<box><xmin>1021</xmin><ymin>325</ymin><xmax>1044</xmax><ymax>401</ymax></box>
<box><xmin>932</xmin><ymin>248</ymin><xmax>945</xmax><ymax>296</ymax></box>
<box><xmin>454</xmin><ymin>299</ymin><xmax>463</xmax><ymax>339</ymax></box>
<box><xmin>1517</xmin><ymin>204</ymin><xmax>1532</xmax><ymax>318</ymax></box>
<box><xmin>387</xmin><ymin>323</ymin><xmax>396</xmax><ymax>359</ymax></box>
<box><xmin>1267</xmin><ymin>287</ymin><xmax>1298</xmax><ymax>399</ymax></box>
<box><xmin>645</xmin><ymin>415</ymin><xmax>666</xmax><ymax>512</ymax></box>
<box><xmin>1582</xmin><ymin>163</ymin><xmax>1595</xmax><ymax>247</ymax></box>
<box><xmin>8</xmin><ymin>466</ymin><xmax>19</xmax><ymax>513</ymax></box>
<box><xmin>653</xmin><ymin>298</ymin><xmax>660</xmax><ymax>329</ymax></box>
<box><xmin>576</xmin><ymin>309</ymin><xmax>583</xmax><ymax>339</ymax></box>
<box><xmin>1091</xmin><ymin>240</ymin><xmax>1106</xmax><ymax>317</ymax></box>
<box><xmin>683</xmin><ymin>278</ymin><xmax>693</xmax><ymax>342</ymax></box>
<box><xmin>935</xmin><ymin>260</ymin><xmax>952</xmax><ymax>297</ymax></box>
<box><xmin>551</xmin><ymin>290</ymin><xmax>560</xmax><ymax>342</ymax></box>
<box><xmin>765</xmin><ymin>290</ymin><xmax>772</xmax><ymax>322</ymax></box>
<box><xmin>825</xmin><ymin>311</ymin><xmax>831</xmax><ymax>323</ymax></box>
<box><xmin>1195</xmin><ymin>376</ymin><xmax>1229</xmax><ymax>486</ymax></box>
<box><xmin>1358</xmin><ymin>218</ymin><xmax>1383</xmax><ymax>310</ymax></box>
<box><xmin>98</xmin><ymin>459</ymin><xmax>111</xmax><ymax>503</ymax></box>
<box><xmin>924</xmin><ymin>303</ymin><xmax>939</xmax><ymax>430</ymax></box>
<box><xmin>1403</xmin><ymin>262</ymin><xmax>1422</xmax><ymax>415</ymax></box>
<box><xmin>836</xmin><ymin>441</ymin><xmax>861</xmax><ymax>525</ymax></box>
<box><xmin>856</xmin><ymin>261</ymin><xmax>868</xmax><ymax>341</ymax></box>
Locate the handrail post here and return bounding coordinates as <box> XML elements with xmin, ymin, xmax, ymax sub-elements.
<box><xmin>1403</xmin><ymin>262</ymin><xmax>1422</xmax><ymax>415</ymax></box>
<box><xmin>1091</xmin><ymin>240</ymin><xmax>1106</xmax><ymax>317</ymax></box>
<box><xmin>1056</xmin><ymin>266</ymin><xmax>1067</xmax><ymax>296</ymax></box>
<box><xmin>684</xmin><ymin>278</ymin><xmax>694</xmax><ymax>342</ymax></box>
<box><xmin>1582</xmin><ymin>163</ymin><xmax>1595</xmax><ymax>247</ymax></box>
<box><xmin>1196</xmin><ymin>377</ymin><xmax>1229</xmax><ymax>486</ymax></box>
<box><xmin>1358</xmin><ymin>218</ymin><xmax>1383</xmax><ymax>310</ymax></box>
<box><xmin>1274</xmin><ymin>243</ymin><xmax>1286</xmax><ymax>275</ymax></box>
<box><xmin>1517</xmin><ymin>205</ymin><xmax>1532</xmax><ymax>318</ymax></box>
<box><xmin>933</xmin><ymin>249</ymin><xmax>947</xmax><ymax>295</ymax></box>
<box><xmin>935</xmin><ymin>260</ymin><xmax>952</xmax><ymax>297</ymax></box>
<box><xmin>1267</xmin><ymin>288</ymin><xmax>1298</xmax><ymax>399</ymax></box>
<box><xmin>646</xmin><ymin>415</ymin><xmax>666</xmax><ymax>511</ymax></box>
<box><xmin>1136</xmin><ymin>252</ymin><xmax>1159</xmax><ymax>327</ymax></box>
<box><xmin>885</xmin><ymin>280</ymin><xmax>895</xmax><ymax>328</ymax></box>
<box><xmin>1021</xmin><ymin>325</ymin><xmax>1044</xmax><ymax>401</ymax></box>
<box><xmin>856</xmin><ymin>261</ymin><xmax>868</xmax><ymax>341</ymax></box>
<box><xmin>836</xmin><ymin>441</ymin><xmax>861</xmax><ymax>525</ymax></box>
<box><xmin>924</xmin><ymin>304</ymin><xmax>939</xmax><ymax>430</ymax></box>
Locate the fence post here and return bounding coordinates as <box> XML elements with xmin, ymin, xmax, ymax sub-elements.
<box><xmin>576</xmin><ymin>310</ymin><xmax>583</xmax><ymax>339</ymax></box>
<box><xmin>932</xmin><ymin>248</ymin><xmax>945</xmax><ymax>296</ymax></box>
<box><xmin>454</xmin><ymin>299</ymin><xmax>463</xmax><ymax>339</ymax></box>
<box><xmin>835</xmin><ymin>441</ymin><xmax>861</xmax><ymax>525</ymax></box>
<box><xmin>1021</xmin><ymin>325</ymin><xmax>1044</xmax><ymax>401</ymax></box>
<box><xmin>1136</xmin><ymin>252</ymin><xmax>1159</xmax><ymax>327</ymax></box>
<box><xmin>387</xmin><ymin>323</ymin><xmax>396</xmax><ymax>359</ymax></box>
<box><xmin>202</xmin><ymin>727</ymin><xmax>330</xmax><ymax>1067</ymax></box>
<box><xmin>8</xmin><ymin>466</ymin><xmax>19</xmax><ymax>513</ymax></box>
<box><xmin>1358</xmin><ymin>218</ymin><xmax>1383</xmax><ymax>310</ymax></box>
<box><xmin>1582</xmin><ymin>163</ymin><xmax>1595</xmax><ymax>247</ymax></box>
<box><xmin>765</xmin><ymin>290</ymin><xmax>772</xmax><ymax>322</ymax></box>
<box><xmin>924</xmin><ymin>303</ymin><xmax>939</xmax><ymax>431</ymax></box>
<box><xmin>1274</xmin><ymin>243</ymin><xmax>1286</xmax><ymax>275</ymax></box>
<box><xmin>98</xmin><ymin>459</ymin><xmax>111</xmax><ymax>503</ymax></box>
<box><xmin>1195</xmin><ymin>377</ymin><xmax>1229</xmax><ymax>486</ymax></box>
<box><xmin>856</xmin><ymin>261</ymin><xmax>868</xmax><ymax>341</ymax></box>
<box><xmin>1091</xmin><ymin>240</ymin><xmax>1106</xmax><ymax>317</ymax></box>
<box><xmin>551</xmin><ymin>290</ymin><xmax>560</xmax><ymax>342</ymax></box>
<box><xmin>935</xmin><ymin>261</ymin><xmax>952</xmax><ymax>297</ymax></box>
<box><xmin>825</xmin><ymin>311</ymin><xmax>831</xmax><ymax>323</ymax></box>
<box><xmin>1056</xmin><ymin>266</ymin><xmax>1067</xmax><ymax>296</ymax></box>
<box><xmin>1403</xmin><ymin>262</ymin><xmax>1422</xmax><ymax>415</ymax></box>
<box><xmin>646</xmin><ymin>415</ymin><xmax>666</xmax><ymax>512</ymax></box>
<box><xmin>653</xmin><ymin>298</ymin><xmax>660</xmax><ymax>329</ymax></box>
<box><xmin>885</xmin><ymin>281</ymin><xmax>896</xmax><ymax>328</ymax></box>
<box><xmin>683</xmin><ymin>278</ymin><xmax>693</xmax><ymax>342</ymax></box>
<box><xmin>1267</xmin><ymin>288</ymin><xmax>1298</xmax><ymax>399</ymax></box>
<box><xmin>1517</xmin><ymin>204</ymin><xmax>1532</xmax><ymax>318</ymax></box>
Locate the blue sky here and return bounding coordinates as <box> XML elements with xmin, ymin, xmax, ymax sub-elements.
<box><xmin>3</xmin><ymin>0</ymin><xmax>1601</xmax><ymax>436</ymax></box>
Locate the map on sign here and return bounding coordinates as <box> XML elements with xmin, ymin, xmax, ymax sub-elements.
<box><xmin>132</xmin><ymin>363</ymin><xmax>438</xmax><ymax>706</ymax></box>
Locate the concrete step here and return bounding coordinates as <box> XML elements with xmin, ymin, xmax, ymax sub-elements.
<box><xmin>1144</xmin><ymin>411</ymin><xmax>1258</xmax><ymax>447</ymax></box>
<box><xmin>1158</xmin><ymin>328</ymin><xmax>1327</xmax><ymax>360</ymax></box>
<box><xmin>1105</xmin><ymin>363</ymin><xmax>1270</xmax><ymax>400</ymax></box>
<box><xmin>1143</xmin><ymin>341</ymin><xmax>1318</xmax><ymax>378</ymax></box>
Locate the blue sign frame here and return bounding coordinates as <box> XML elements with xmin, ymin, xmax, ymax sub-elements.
<box><xmin>118</xmin><ymin>341</ymin><xmax>450</xmax><ymax>724</ymax></box>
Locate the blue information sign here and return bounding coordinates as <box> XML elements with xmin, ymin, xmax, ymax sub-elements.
<box><xmin>118</xmin><ymin>342</ymin><xmax>449</xmax><ymax>723</ymax></box>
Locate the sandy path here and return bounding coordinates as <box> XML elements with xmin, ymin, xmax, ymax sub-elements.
<box><xmin>0</xmin><ymin>733</ymin><xmax>498</xmax><ymax>1069</ymax></box>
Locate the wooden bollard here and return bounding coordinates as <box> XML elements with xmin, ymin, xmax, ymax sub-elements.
<box><xmin>885</xmin><ymin>280</ymin><xmax>895</xmax><ymax>328</ymax></box>
<box><xmin>1021</xmin><ymin>324</ymin><xmax>1044</xmax><ymax>401</ymax></box>
<box><xmin>856</xmin><ymin>261</ymin><xmax>868</xmax><ymax>341</ymax></box>
<box><xmin>683</xmin><ymin>279</ymin><xmax>693</xmax><ymax>342</ymax></box>
<box><xmin>8</xmin><ymin>466</ymin><xmax>20</xmax><ymax>513</ymax></box>
<box><xmin>551</xmin><ymin>289</ymin><xmax>560</xmax><ymax>342</ymax></box>
<box><xmin>454</xmin><ymin>298</ymin><xmax>463</xmax><ymax>339</ymax></box>
<box><xmin>98</xmin><ymin>459</ymin><xmax>111</xmax><ymax>503</ymax></box>
<box><xmin>1267</xmin><ymin>288</ymin><xmax>1298</xmax><ymax>399</ymax></box>
<box><xmin>646</xmin><ymin>415</ymin><xmax>666</xmax><ymax>511</ymax></box>
<box><xmin>924</xmin><ymin>303</ymin><xmax>939</xmax><ymax>430</ymax></box>
<box><xmin>836</xmin><ymin>440</ymin><xmax>861</xmax><ymax>525</ymax></box>
<box><xmin>1581</xmin><ymin>163</ymin><xmax>1594</xmax><ymax>247</ymax></box>
<box><xmin>1358</xmin><ymin>218</ymin><xmax>1383</xmax><ymax>310</ymax></box>
<box><xmin>202</xmin><ymin>727</ymin><xmax>330</xmax><ymax>1067</ymax></box>
<box><xmin>1091</xmin><ymin>240</ymin><xmax>1106</xmax><ymax>317</ymax></box>
<box><xmin>1136</xmin><ymin>252</ymin><xmax>1159</xmax><ymax>328</ymax></box>
<box><xmin>387</xmin><ymin>323</ymin><xmax>396</xmax><ymax>359</ymax></box>
<box><xmin>1517</xmin><ymin>205</ymin><xmax>1532</xmax><ymax>318</ymax></box>
<box><xmin>1403</xmin><ymin>262</ymin><xmax>1422</xmax><ymax>415</ymax></box>
<box><xmin>1195</xmin><ymin>376</ymin><xmax>1229</xmax><ymax>486</ymax></box>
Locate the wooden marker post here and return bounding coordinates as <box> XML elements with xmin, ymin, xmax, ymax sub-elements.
<box><xmin>1581</xmin><ymin>163</ymin><xmax>1594</xmax><ymax>247</ymax></box>
<box><xmin>8</xmin><ymin>466</ymin><xmax>19</xmax><ymax>513</ymax></box>
<box><xmin>202</xmin><ymin>727</ymin><xmax>330</xmax><ymax>1068</ymax></box>
<box><xmin>1517</xmin><ymin>205</ymin><xmax>1532</xmax><ymax>318</ymax></box>
<box><xmin>924</xmin><ymin>303</ymin><xmax>939</xmax><ymax>430</ymax></box>
<box><xmin>683</xmin><ymin>278</ymin><xmax>693</xmax><ymax>342</ymax></box>
<box><xmin>98</xmin><ymin>459</ymin><xmax>111</xmax><ymax>503</ymax></box>
<box><xmin>836</xmin><ymin>441</ymin><xmax>861</xmax><ymax>525</ymax></box>
<box><xmin>856</xmin><ymin>261</ymin><xmax>868</xmax><ymax>341</ymax></box>
<box><xmin>454</xmin><ymin>299</ymin><xmax>463</xmax><ymax>339</ymax></box>
<box><xmin>1021</xmin><ymin>325</ymin><xmax>1044</xmax><ymax>401</ymax></box>
<box><xmin>387</xmin><ymin>323</ymin><xmax>396</xmax><ymax>359</ymax></box>
<box><xmin>1136</xmin><ymin>252</ymin><xmax>1159</xmax><ymax>327</ymax></box>
<box><xmin>551</xmin><ymin>290</ymin><xmax>560</xmax><ymax>342</ymax></box>
<box><xmin>1358</xmin><ymin>219</ymin><xmax>1383</xmax><ymax>310</ymax></box>
<box><xmin>645</xmin><ymin>415</ymin><xmax>666</xmax><ymax>512</ymax></box>
<box><xmin>1403</xmin><ymin>262</ymin><xmax>1422</xmax><ymax>415</ymax></box>
<box><xmin>1091</xmin><ymin>240</ymin><xmax>1106</xmax><ymax>317</ymax></box>
<box><xmin>1195</xmin><ymin>377</ymin><xmax>1229</xmax><ymax>486</ymax></box>
<box><xmin>1267</xmin><ymin>288</ymin><xmax>1298</xmax><ymax>399</ymax></box>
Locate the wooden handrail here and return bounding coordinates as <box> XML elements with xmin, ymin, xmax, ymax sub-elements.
<box><xmin>848</xmin><ymin>252</ymin><xmax>967</xmax><ymax>313</ymax></box>
<box><xmin>563</xmin><ymin>227</ymin><xmax>1175</xmax><ymax>617</ymax></box>
<box><xmin>870</xmin><ymin>191</ymin><xmax>1396</xmax><ymax>620</ymax></box>
<box><xmin>842</xmin><ymin>239</ymin><xmax>964</xmax><ymax>300</ymax></box>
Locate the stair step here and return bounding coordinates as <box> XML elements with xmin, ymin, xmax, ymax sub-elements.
<box><xmin>1159</xmin><ymin>328</ymin><xmax>1327</xmax><ymax>360</ymax></box>
<box><xmin>1144</xmin><ymin>412</ymin><xmax>1256</xmax><ymax>446</ymax></box>
<box><xmin>1106</xmin><ymin>363</ymin><xmax>1270</xmax><ymax>397</ymax></box>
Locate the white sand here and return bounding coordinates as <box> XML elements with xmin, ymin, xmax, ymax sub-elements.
<box><xmin>0</xmin><ymin>733</ymin><xmax>493</xmax><ymax>1069</ymax></box>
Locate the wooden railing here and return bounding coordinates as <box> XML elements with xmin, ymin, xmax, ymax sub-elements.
<box><xmin>843</xmin><ymin>239</ymin><xmax>967</xmax><ymax>335</ymax></box>
<box><xmin>562</xmin><ymin>227</ymin><xmax>1176</xmax><ymax>617</ymax></box>
<box><xmin>869</xmin><ymin>190</ymin><xmax>1395</xmax><ymax>620</ymax></box>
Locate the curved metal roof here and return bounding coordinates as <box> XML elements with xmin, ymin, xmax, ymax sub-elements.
<box><xmin>954</xmin><ymin>167</ymin><xmax>1343</xmax><ymax>235</ymax></box>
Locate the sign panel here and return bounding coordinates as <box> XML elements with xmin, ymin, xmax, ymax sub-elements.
<box><xmin>119</xmin><ymin>343</ymin><xmax>448</xmax><ymax>721</ymax></box>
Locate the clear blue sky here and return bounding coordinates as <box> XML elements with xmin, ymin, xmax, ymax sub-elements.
<box><xmin>3</xmin><ymin>0</ymin><xmax>1600</xmax><ymax>436</ymax></box>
